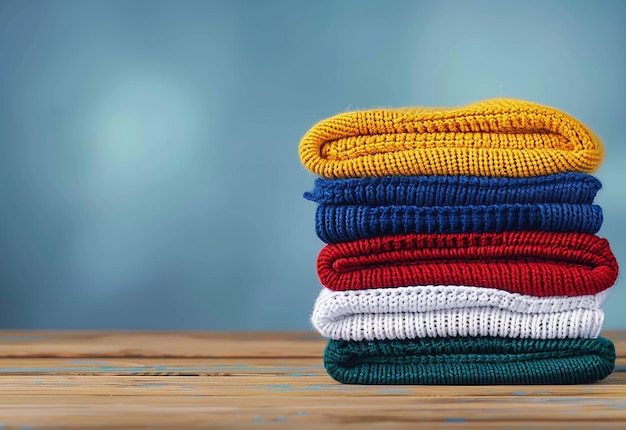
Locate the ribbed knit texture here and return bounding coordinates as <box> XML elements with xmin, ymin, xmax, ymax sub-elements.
<box><xmin>307</xmin><ymin>173</ymin><xmax>603</xmax><ymax>243</ymax></box>
<box><xmin>314</xmin><ymin>306</ymin><xmax>603</xmax><ymax>341</ymax></box>
<box><xmin>317</xmin><ymin>231</ymin><xmax>618</xmax><ymax>296</ymax></box>
<box><xmin>312</xmin><ymin>203</ymin><xmax>602</xmax><ymax>243</ymax></box>
<box><xmin>299</xmin><ymin>98</ymin><xmax>604</xmax><ymax>179</ymax></box>
<box><xmin>314</xmin><ymin>285</ymin><xmax>609</xmax><ymax>315</ymax></box>
<box><xmin>324</xmin><ymin>337</ymin><xmax>616</xmax><ymax>385</ymax></box>
<box><xmin>305</xmin><ymin>173</ymin><xmax>601</xmax><ymax>206</ymax></box>
<box><xmin>312</xmin><ymin>285</ymin><xmax>609</xmax><ymax>340</ymax></box>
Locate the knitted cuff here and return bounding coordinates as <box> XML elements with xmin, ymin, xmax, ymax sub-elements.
<box><xmin>316</xmin><ymin>231</ymin><xmax>618</xmax><ymax>296</ymax></box>
<box><xmin>312</xmin><ymin>286</ymin><xmax>609</xmax><ymax>340</ymax></box>
<box><xmin>305</xmin><ymin>173</ymin><xmax>601</xmax><ymax>206</ymax></box>
<box><xmin>299</xmin><ymin>98</ymin><xmax>604</xmax><ymax>178</ymax></box>
<box><xmin>312</xmin><ymin>203</ymin><xmax>602</xmax><ymax>243</ymax></box>
<box><xmin>324</xmin><ymin>337</ymin><xmax>615</xmax><ymax>385</ymax></box>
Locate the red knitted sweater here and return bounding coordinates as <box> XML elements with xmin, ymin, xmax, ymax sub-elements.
<box><xmin>316</xmin><ymin>232</ymin><xmax>618</xmax><ymax>296</ymax></box>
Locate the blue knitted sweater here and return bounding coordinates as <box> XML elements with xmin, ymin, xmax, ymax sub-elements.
<box><xmin>304</xmin><ymin>173</ymin><xmax>603</xmax><ymax>243</ymax></box>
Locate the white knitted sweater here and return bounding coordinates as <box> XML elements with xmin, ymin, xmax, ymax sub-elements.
<box><xmin>311</xmin><ymin>285</ymin><xmax>608</xmax><ymax>341</ymax></box>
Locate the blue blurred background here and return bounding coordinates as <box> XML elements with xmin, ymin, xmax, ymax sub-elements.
<box><xmin>0</xmin><ymin>0</ymin><xmax>624</xmax><ymax>329</ymax></box>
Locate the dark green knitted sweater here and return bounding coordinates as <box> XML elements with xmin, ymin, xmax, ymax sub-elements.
<box><xmin>324</xmin><ymin>337</ymin><xmax>615</xmax><ymax>385</ymax></box>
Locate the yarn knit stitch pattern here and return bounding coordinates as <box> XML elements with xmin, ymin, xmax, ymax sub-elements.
<box><xmin>324</xmin><ymin>337</ymin><xmax>616</xmax><ymax>385</ymax></box>
<box><xmin>305</xmin><ymin>173</ymin><xmax>601</xmax><ymax>206</ymax></box>
<box><xmin>313</xmin><ymin>305</ymin><xmax>603</xmax><ymax>340</ymax></box>
<box><xmin>312</xmin><ymin>286</ymin><xmax>609</xmax><ymax>341</ymax></box>
<box><xmin>307</xmin><ymin>173</ymin><xmax>603</xmax><ymax>243</ymax></box>
<box><xmin>317</xmin><ymin>231</ymin><xmax>618</xmax><ymax>296</ymax></box>
<box><xmin>314</xmin><ymin>286</ymin><xmax>610</xmax><ymax>315</ymax></box>
<box><xmin>298</xmin><ymin>98</ymin><xmax>604</xmax><ymax>178</ymax></box>
<box><xmin>312</xmin><ymin>202</ymin><xmax>602</xmax><ymax>243</ymax></box>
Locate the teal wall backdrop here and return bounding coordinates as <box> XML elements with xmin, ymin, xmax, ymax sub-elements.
<box><xmin>0</xmin><ymin>0</ymin><xmax>624</xmax><ymax>329</ymax></box>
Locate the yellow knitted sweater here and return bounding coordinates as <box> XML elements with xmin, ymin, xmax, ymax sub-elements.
<box><xmin>298</xmin><ymin>98</ymin><xmax>604</xmax><ymax>178</ymax></box>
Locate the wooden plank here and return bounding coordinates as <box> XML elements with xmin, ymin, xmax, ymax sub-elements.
<box><xmin>0</xmin><ymin>331</ymin><xmax>623</xmax><ymax>359</ymax></box>
<box><xmin>0</xmin><ymin>357</ymin><xmax>623</xmax><ymax>376</ymax></box>
<box><xmin>0</xmin><ymin>358</ymin><xmax>325</xmax><ymax>376</ymax></box>
<box><xmin>0</xmin><ymin>373</ymin><xmax>626</xmax><ymax>396</ymax></box>
<box><xmin>0</xmin><ymin>331</ymin><xmax>325</xmax><ymax>358</ymax></box>
<box><xmin>0</xmin><ymin>393</ymin><xmax>624</xmax><ymax>428</ymax></box>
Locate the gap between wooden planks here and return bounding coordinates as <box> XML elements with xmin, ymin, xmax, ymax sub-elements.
<box><xmin>0</xmin><ymin>331</ymin><xmax>624</xmax><ymax>428</ymax></box>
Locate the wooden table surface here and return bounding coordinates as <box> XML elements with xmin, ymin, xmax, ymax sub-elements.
<box><xmin>0</xmin><ymin>331</ymin><xmax>625</xmax><ymax>428</ymax></box>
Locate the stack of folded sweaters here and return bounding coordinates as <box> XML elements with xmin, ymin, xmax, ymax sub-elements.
<box><xmin>298</xmin><ymin>98</ymin><xmax>619</xmax><ymax>385</ymax></box>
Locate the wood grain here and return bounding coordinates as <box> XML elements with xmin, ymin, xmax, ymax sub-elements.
<box><xmin>0</xmin><ymin>331</ymin><xmax>324</xmax><ymax>358</ymax></box>
<box><xmin>0</xmin><ymin>331</ymin><xmax>624</xmax><ymax>428</ymax></box>
<box><xmin>1</xmin><ymin>330</ymin><xmax>621</xmax><ymax>358</ymax></box>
